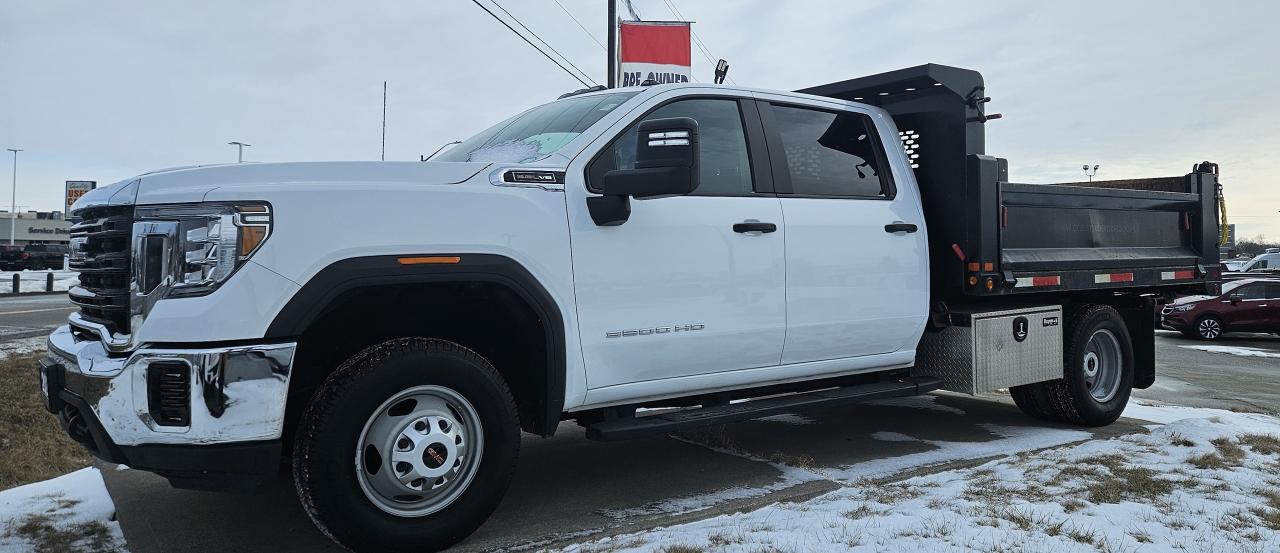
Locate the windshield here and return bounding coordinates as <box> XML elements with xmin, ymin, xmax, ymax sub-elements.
<box><xmin>435</xmin><ymin>92</ymin><xmax>638</xmax><ymax>164</ymax></box>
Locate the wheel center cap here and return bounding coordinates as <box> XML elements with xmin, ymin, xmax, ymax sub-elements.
<box><xmin>422</xmin><ymin>443</ymin><xmax>448</xmax><ymax>469</ymax></box>
<box><xmin>1083</xmin><ymin>352</ymin><xmax>1099</xmax><ymax>377</ymax></box>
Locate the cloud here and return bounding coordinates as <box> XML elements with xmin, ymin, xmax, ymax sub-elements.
<box><xmin>2</xmin><ymin>0</ymin><xmax>1277</xmax><ymax>236</ymax></box>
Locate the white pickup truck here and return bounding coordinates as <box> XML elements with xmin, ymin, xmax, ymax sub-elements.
<box><xmin>38</xmin><ymin>64</ymin><xmax>1221</xmax><ymax>552</ymax></box>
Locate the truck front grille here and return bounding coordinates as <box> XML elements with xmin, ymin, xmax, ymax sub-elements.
<box><xmin>68</xmin><ymin>205</ymin><xmax>134</xmax><ymax>335</ymax></box>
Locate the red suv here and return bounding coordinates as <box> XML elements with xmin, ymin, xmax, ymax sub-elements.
<box><xmin>1161</xmin><ymin>278</ymin><xmax>1280</xmax><ymax>340</ymax></box>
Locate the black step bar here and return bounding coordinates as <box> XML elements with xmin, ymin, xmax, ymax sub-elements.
<box><xmin>584</xmin><ymin>376</ymin><xmax>942</xmax><ymax>441</ymax></box>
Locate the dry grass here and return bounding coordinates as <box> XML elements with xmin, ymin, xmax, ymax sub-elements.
<box><xmin>1240</xmin><ymin>434</ymin><xmax>1280</xmax><ymax>456</ymax></box>
<box><xmin>658</xmin><ymin>545</ymin><xmax>705</xmax><ymax>553</ymax></box>
<box><xmin>0</xmin><ymin>352</ymin><xmax>92</xmax><ymax>490</ymax></box>
<box><xmin>1063</xmin><ymin>455</ymin><xmax>1175</xmax><ymax>505</ymax></box>
<box><xmin>3</xmin><ymin>508</ymin><xmax>123</xmax><ymax>553</ymax></box>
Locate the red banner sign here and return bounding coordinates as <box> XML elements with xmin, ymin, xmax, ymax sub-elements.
<box><xmin>619</xmin><ymin>21</ymin><xmax>691</xmax><ymax>86</ymax></box>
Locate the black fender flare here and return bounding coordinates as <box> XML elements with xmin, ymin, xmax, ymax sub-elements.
<box><xmin>265</xmin><ymin>254</ymin><xmax>566</xmax><ymax>435</ymax></box>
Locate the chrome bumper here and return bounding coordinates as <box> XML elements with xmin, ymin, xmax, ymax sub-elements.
<box><xmin>44</xmin><ymin>325</ymin><xmax>296</xmax><ymax>446</ymax></box>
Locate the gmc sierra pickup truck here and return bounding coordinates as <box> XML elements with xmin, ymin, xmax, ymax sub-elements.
<box><xmin>38</xmin><ymin>64</ymin><xmax>1221</xmax><ymax>552</ymax></box>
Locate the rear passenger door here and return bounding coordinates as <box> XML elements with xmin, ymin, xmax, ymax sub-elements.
<box><xmin>758</xmin><ymin>99</ymin><xmax>929</xmax><ymax>363</ymax></box>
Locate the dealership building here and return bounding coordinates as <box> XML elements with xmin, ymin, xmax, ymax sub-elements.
<box><xmin>0</xmin><ymin>211</ymin><xmax>71</xmax><ymax>246</ymax></box>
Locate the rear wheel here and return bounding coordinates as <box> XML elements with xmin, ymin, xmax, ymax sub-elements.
<box><xmin>1013</xmin><ymin>304</ymin><xmax>1134</xmax><ymax>426</ymax></box>
<box><xmin>1195</xmin><ymin>315</ymin><xmax>1224</xmax><ymax>340</ymax></box>
<box><xmin>293</xmin><ymin>338</ymin><xmax>520</xmax><ymax>553</ymax></box>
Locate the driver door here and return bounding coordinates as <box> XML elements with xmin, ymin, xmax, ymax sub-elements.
<box><xmin>566</xmin><ymin>93</ymin><xmax>786</xmax><ymax>392</ymax></box>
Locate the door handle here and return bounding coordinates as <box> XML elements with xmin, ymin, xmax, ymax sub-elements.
<box><xmin>884</xmin><ymin>222</ymin><xmax>918</xmax><ymax>234</ymax></box>
<box><xmin>733</xmin><ymin>222</ymin><xmax>777</xmax><ymax>234</ymax></box>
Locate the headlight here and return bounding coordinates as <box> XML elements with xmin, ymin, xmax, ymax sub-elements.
<box><xmin>133</xmin><ymin>203</ymin><xmax>271</xmax><ymax>298</ymax></box>
<box><xmin>1172</xmin><ymin>304</ymin><xmax>1195</xmax><ymax>312</ymax></box>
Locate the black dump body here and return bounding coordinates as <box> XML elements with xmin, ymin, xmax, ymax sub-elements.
<box><xmin>799</xmin><ymin>64</ymin><xmax>1221</xmax><ymax>306</ymax></box>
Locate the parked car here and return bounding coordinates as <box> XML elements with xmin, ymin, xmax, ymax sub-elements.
<box><xmin>0</xmin><ymin>245</ymin><xmax>24</xmax><ymax>271</ymax></box>
<box><xmin>19</xmin><ymin>244</ymin><xmax>69</xmax><ymax>270</ymax></box>
<box><xmin>1161</xmin><ymin>278</ymin><xmax>1280</xmax><ymax>339</ymax></box>
<box><xmin>38</xmin><ymin>64</ymin><xmax>1222</xmax><ymax>552</ymax></box>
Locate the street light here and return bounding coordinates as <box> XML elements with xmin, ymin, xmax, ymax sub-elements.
<box><xmin>6</xmin><ymin>148</ymin><xmax>21</xmax><ymax>246</ymax></box>
<box><xmin>1082</xmin><ymin>164</ymin><xmax>1100</xmax><ymax>182</ymax></box>
<box><xmin>228</xmin><ymin>141</ymin><xmax>251</xmax><ymax>163</ymax></box>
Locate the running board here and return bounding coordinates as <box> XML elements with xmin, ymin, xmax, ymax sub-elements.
<box><xmin>584</xmin><ymin>377</ymin><xmax>943</xmax><ymax>442</ymax></box>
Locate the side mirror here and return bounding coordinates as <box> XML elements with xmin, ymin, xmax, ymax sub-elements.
<box><xmin>1229</xmin><ymin>293</ymin><xmax>1244</xmax><ymax>304</ymax></box>
<box><xmin>588</xmin><ymin>117</ymin><xmax>699</xmax><ymax>226</ymax></box>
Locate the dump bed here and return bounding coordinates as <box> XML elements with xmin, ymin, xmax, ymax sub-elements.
<box><xmin>799</xmin><ymin>64</ymin><xmax>1222</xmax><ymax>304</ymax></box>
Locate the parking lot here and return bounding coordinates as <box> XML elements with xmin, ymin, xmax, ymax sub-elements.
<box><xmin>64</xmin><ymin>315</ymin><xmax>1274</xmax><ymax>553</ymax></box>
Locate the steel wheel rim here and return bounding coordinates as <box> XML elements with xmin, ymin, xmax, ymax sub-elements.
<box><xmin>1082</xmin><ymin>329</ymin><xmax>1122</xmax><ymax>402</ymax></box>
<box><xmin>355</xmin><ymin>385</ymin><xmax>484</xmax><ymax>517</ymax></box>
<box><xmin>1199</xmin><ymin>318</ymin><xmax>1221</xmax><ymax>339</ymax></box>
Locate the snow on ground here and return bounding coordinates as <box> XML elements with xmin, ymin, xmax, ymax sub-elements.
<box><xmin>560</xmin><ymin>404</ymin><xmax>1280</xmax><ymax>552</ymax></box>
<box><xmin>0</xmin><ymin>336</ymin><xmax>48</xmax><ymax>360</ymax></box>
<box><xmin>754</xmin><ymin>414</ymin><xmax>816</xmax><ymax>426</ymax></box>
<box><xmin>0</xmin><ymin>467</ymin><xmax>128</xmax><ymax>553</ymax></box>
<box><xmin>0</xmin><ymin>270</ymin><xmax>77</xmax><ymax>294</ymax></box>
<box><xmin>1181</xmin><ymin>344</ymin><xmax>1280</xmax><ymax>359</ymax></box>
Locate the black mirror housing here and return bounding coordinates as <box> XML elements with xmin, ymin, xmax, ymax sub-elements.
<box><xmin>601</xmin><ymin>117</ymin><xmax>700</xmax><ymax>200</ymax></box>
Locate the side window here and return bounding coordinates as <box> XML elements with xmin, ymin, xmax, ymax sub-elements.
<box><xmin>590</xmin><ymin>98</ymin><xmax>754</xmax><ymax>196</ymax></box>
<box><xmin>1239</xmin><ymin>285</ymin><xmax>1267</xmax><ymax>300</ymax></box>
<box><xmin>1267</xmin><ymin>284</ymin><xmax>1280</xmax><ymax>299</ymax></box>
<box><xmin>1256</xmin><ymin>260</ymin><xmax>1270</xmax><ymax>270</ymax></box>
<box><xmin>769</xmin><ymin>104</ymin><xmax>889</xmax><ymax>198</ymax></box>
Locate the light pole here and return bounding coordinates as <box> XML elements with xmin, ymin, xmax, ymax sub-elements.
<box><xmin>228</xmin><ymin>141</ymin><xmax>251</xmax><ymax>163</ymax></box>
<box><xmin>1082</xmin><ymin>164</ymin><xmax>1099</xmax><ymax>182</ymax></box>
<box><xmin>6</xmin><ymin>148</ymin><xmax>21</xmax><ymax>246</ymax></box>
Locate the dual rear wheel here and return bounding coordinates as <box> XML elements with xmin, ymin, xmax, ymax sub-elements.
<box><xmin>1011</xmin><ymin>304</ymin><xmax>1135</xmax><ymax>426</ymax></box>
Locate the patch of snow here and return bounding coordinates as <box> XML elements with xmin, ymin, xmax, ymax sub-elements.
<box><xmin>753</xmin><ymin>414</ymin><xmax>815</xmax><ymax>426</ymax></box>
<box><xmin>1123</xmin><ymin>398</ymin><xmax>1243</xmax><ymax>425</ymax></box>
<box><xmin>864</xmin><ymin>394</ymin><xmax>967</xmax><ymax>416</ymax></box>
<box><xmin>825</xmin><ymin>424</ymin><xmax>1092</xmax><ymax>482</ymax></box>
<box><xmin>0</xmin><ymin>467</ymin><xmax>128</xmax><ymax>553</ymax></box>
<box><xmin>870</xmin><ymin>431</ymin><xmax>919</xmax><ymax>442</ymax></box>
<box><xmin>3</xmin><ymin>271</ymin><xmax>78</xmax><ymax>294</ymax></box>
<box><xmin>561</xmin><ymin>405</ymin><xmax>1280</xmax><ymax>553</ymax></box>
<box><xmin>1180</xmin><ymin>344</ymin><xmax>1280</xmax><ymax>359</ymax></box>
<box><xmin>0</xmin><ymin>336</ymin><xmax>47</xmax><ymax>360</ymax></box>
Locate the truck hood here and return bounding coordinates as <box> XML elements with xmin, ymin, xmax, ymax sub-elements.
<box><xmin>71</xmin><ymin>161</ymin><xmax>492</xmax><ymax>213</ymax></box>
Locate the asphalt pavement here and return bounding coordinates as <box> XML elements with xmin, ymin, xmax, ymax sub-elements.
<box><xmin>2</xmin><ymin>297</ymin><xmax>1275</xmax><ymax>552</ymax></box>
<box><xmin>0</xmin><ymin>294</ymin><xmax>75</xmax><ymax>340</ymax></box>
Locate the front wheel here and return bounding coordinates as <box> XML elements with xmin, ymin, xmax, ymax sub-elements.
<box><xmin>293</xmin><ymin>338</ymin><xmax>520</xmax><ymax>553</ymax></box>
<box><xmin>1195</xmin><ymin>315</ymin><xmax>1224</xmax><ymax>340</ymax></box>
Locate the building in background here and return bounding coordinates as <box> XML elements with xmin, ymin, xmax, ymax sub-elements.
<box><xmin>0</xmin><ymin>211</ymin><xmax>70</xmax><ymax>246</ymax></box>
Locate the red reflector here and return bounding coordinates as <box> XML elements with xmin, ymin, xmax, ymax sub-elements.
<box><xmin>1014</xmin><ymin>275</ymin><xmax>1060</xmax><ymax>288</ymax></box>
<box><xmin>967</xmin><ymin>262</ymin><xmax>980</xmax><ymax>272</ymax></box>
<box><xmin>951</xmin><ymin>243</ymin><xmax>966</xmax><ymax>261</ymax></box>
<box><xmin>1161</xmin><ymin>270</ymin><xmax>1195</xmax><ymax>280</ymax></box>
<box><xmin>1094</xmin><ymin>272</ymin><xmax>1134</xmax><ymax>284</ymax></box>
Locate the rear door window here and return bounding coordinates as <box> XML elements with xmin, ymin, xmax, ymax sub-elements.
<box><xmin>768</xmin><ymin>104</ymin><xmax>892</xmax><ymax>198</ymax></box>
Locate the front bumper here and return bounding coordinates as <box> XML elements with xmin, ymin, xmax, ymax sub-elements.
<box><xmin>39</xmin><ymin>325</ymin><xmax>297</xmax><ymax>491</ymax></box>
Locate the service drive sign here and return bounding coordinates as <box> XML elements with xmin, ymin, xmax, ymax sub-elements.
<box><xmin>619</xmin><ymin>21</ymin><xmax>691</xmax><ymax>87</ymax></box>
<box><xmin>65</xmin><ymin>180</ymin><xmax>96</xmax><ymax>212</ymax></box>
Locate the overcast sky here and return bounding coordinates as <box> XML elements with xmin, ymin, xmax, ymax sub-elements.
<box><xmin>3</xmin><ymin>1</ymin><xmax>1278</xmax><ymax>238</ymax></box>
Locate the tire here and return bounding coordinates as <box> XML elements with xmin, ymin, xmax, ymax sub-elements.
<box><xmin>1009</xmin><ymin>384</ymin><xmax>1057</xmax><ymax>421</ymax></box>
<box><xmin>293</xmin><ymin>338</ymin><xmax>521</xmax><ymax>553</ymax></box>
<box><xmin>1195</xmin><ymin>315</ymin><xmax>1224</xmax><ymax>341</ymax></box>
<box><xmin>1038</xmin><ymin>304</ymin><xmax>1134</xmax><ymax>427</ymax></box>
